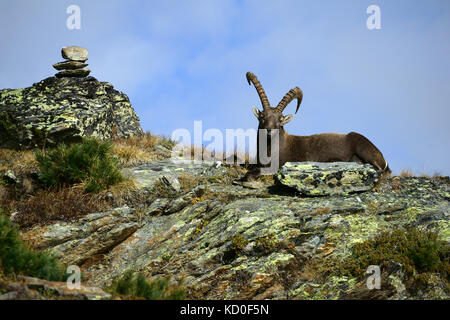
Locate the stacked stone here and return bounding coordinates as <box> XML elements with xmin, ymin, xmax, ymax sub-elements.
<box><xmin>53</xmin><ymin>46</ymin><xmax>91</xmax><ymax>78</ymax></box>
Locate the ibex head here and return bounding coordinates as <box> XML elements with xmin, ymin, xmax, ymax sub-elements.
<box><xmin>247</xmin><ymin>72</ymin><xmax>303</xmax><ymax>131</ymax></box>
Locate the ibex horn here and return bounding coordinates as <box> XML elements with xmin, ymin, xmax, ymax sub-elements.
<box><xmin>276</xmin><ymin>87</ymin><xmax>303</xmax><ymax>114</ymax></box>
<box><xmin>246</xmin><ymin>72</ymin><xmax>270</xmax><ymax>110</ymax></box>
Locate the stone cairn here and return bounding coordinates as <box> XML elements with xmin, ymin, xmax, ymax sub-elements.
<box><xmin>53</xmin><ymin>46</ymin><xmax>91</xmax><ymax>78</ymax></box>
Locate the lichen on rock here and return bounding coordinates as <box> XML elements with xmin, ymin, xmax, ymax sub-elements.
<box><xmin>0</xmin><ymin>76</ymin><xmax>143</xmax><ymax>149</ymax></box>
<box><xmin>275</xmin><ymin>162</ymin><xmax>380</xmax><ymax>196</ymax></box>
<box><xmin>18</xmin><ymin>159</ymin><xmax>448</xmax><ymax>300</ymax></box>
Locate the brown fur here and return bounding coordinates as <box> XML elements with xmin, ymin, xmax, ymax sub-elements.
<box><xmin>245</xmin><ymin>72</ymin><xmax>390</xmax><ymax>180</ymax></box>
<box><xmin>281</xmin><ymin>130</ymin><xmax>389</xmax><ymax>171</ymax></box>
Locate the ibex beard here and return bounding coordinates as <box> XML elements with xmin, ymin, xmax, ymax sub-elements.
<box><xmin>244</xmin><ymin>71</ymin><xmax>390</xmax><ymax>181</ymax></box>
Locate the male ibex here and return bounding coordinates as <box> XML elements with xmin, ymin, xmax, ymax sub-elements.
<box><xmin>245</xmin><ymin>72</ymin><xmax>390</xmax><ymax>180</ymax></box>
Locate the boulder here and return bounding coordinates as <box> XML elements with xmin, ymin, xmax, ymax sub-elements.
<box><xmin>61</xmin><ymin>46</ymin><xmax>88</xmax><ymax>62</ymax></box>
<box><xmin>275</xmin><ymin>162</ymin><xmax>380</xmax><ymax>196</ymax></box>
<box><xmin>0</xmin><ymin>76</ymin><xmax>144</xmax><ymax>149</ymax></box>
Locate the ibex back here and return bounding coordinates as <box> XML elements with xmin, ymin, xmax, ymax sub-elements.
<box><xmin>245</xmin><ymin>72</ymin><xmax>390</xmax><ymax>180</ymax></box>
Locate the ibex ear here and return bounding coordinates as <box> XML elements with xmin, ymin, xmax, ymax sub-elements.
<box><xmin>282</xmin><ymin>114</ymin><xmax>294</xmax><ymax>125</ymax></box>
<box><xmin>252</xmin><ymin>106</ymin><xmax>261</xmax><ymax>119</ymax></box>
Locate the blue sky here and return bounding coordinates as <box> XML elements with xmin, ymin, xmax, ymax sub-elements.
<box><xmin>1</xmin><ymin>0</ymin><xmax>449</xmax><ymax>175</ymax></box>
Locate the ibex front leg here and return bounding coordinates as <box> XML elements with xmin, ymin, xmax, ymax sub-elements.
<box><xmin>242</xmin><ymin>129</ymin><xmax>280</xmax><ymax>181</ymax></box>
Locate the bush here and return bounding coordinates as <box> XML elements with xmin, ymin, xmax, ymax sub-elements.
<box><xmin>344</xmin><ymin>228</ymin><xmax>449</xmax><ymax>278</ymax></box>
<box><xmin>35</xmin><ymin>138</ymin><xmax>124</xmax><ymax>193</ymax></box>
<box><xmin>0</xmin><ymin>214</ymin><xmax>66</xmax><ymax>281</ymax></box>
<box><xmin>300</xmin><ymin>227</ymin><xmax>449</xmax><ymax>294</ymax></box>
<box><xmin>110</xmin><ymin>271</ymin><xmax>185</xmax><ymax>300</ymax></box>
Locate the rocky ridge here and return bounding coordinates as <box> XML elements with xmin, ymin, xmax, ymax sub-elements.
<box><xmin>18</xmin><ymin>160</ymin><xmax>450</xmax><ymax>300</ymax></box>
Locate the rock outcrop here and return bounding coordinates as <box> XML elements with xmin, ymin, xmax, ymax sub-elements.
<box><xmin>0</xmin><ymin>76</ymin><xmax>143</xmax><ymax>149</ymax></box>
<box><xmin>21</xmin><ymin>207</ymin><xmax>140</xmax><ymax>266</ymax></box>
<box><xmin>20</xmin><ymin>160</ymin><xmax>450</xmax><ymax>300</ymax></box>
<box><xmin>275</xmin><ymin>162</ymin><xmax>380</xmax><ymax>196</ymax></box>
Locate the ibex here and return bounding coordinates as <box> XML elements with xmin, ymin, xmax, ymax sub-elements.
<box><xmin>244</xmin><ymin>72</ymin><xmax>390</xmax><ymax>180</ymax></box>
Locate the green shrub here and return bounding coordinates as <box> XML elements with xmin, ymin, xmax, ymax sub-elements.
<box><xmin>110</xmin><ymin>271</ymin><xmax>185</xmax><ymax>300</ymax></box>
<box><xmin>35</xmin><ymin>138</ymin><xmax>124</xmax><ymax>193</ymax></box>
<box><xmin>343</xmin><ymin>228</ymin><xmax>449</xmax><ymax>278</ymax></box>
<box><xmin>301</xmin><ymin>227</ymin><xmax>449</xmax><ymax>295</ymax></box>
<box><xmin>0</xmin><ymin>214</ymin><xmax>66</xmax><ymax>281</ymax></box>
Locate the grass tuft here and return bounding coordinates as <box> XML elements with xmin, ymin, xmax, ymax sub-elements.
<box><xmin>109</xmin><ymin>271</ymin><xmax>185</xmax><ymax>300</ymax></box>
<box><xmin>12</xmin><ymin>186</ymin><xmax>109</xmax><ymax>228</ymax></box>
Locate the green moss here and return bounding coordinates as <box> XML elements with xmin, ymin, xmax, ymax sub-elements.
<box><xmin>255</xmin><ymin>233</ymin><xmax>279</xmax><ymax>253</ymax></box>
<box><xmin>230</xmin><ymin>235</ymin><xmax>249</xmax><ymax>253</ymax></box>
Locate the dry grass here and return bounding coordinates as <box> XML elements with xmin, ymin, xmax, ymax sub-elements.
<box><xmin>178</xmin><ymin>174</ymin><xmax>207</xmax><ymax>191</ymax></box>
<box><xmin>399</xmin><ymin>169</ymin><xmax>444</xmax><ymax>178</ymax></box>
<box><xmin>419</xmin><ymin>172</ymin><xmax>444</xmax><ymax>178</ymax></box>
<box><xmin>112</xmin><ymin>142</ymin><xmax>158</xmax><ymax>167</ymax></box>
<box><xmin>0</xmin><ymin>176</ymin><xmax>36</xmax><ymax>213</ymax></box>
<box><xmin>12</xmin><ymin>185</ymin><xmax>110</xmax><ymax>229</ymax></box>
<box><xmin>112</xmin><ymin>131</ymin><xmax>175</xmax><ymax>167</ymax></box>
<box><xmin>0</xmin><ymin>149</ymin><xmax>37</xmax><ymax>175</ymax></box>
<box><xmin>399</xmin><ymin>170</ymin><xmax>414</xmax><ymax>177</ymax></box>
<box><xmin>103</xmin><ymin>177</ymin><xmax>137</xmax><ymax>199</ymax></box>
<box><xmin>112</xmin><ymin>131</ymin><xmax>255</xmax><ymax>168</ymax></box>
<box><xmin>2</xmin><ymin>174</ymin><xmax>137</xmax><ymax>229</ymax></box>
<box><xmin>255</xmin><ymin>173</ymin><xmax>275</xmax><ymax>184</ymax></box>
<box><xmin>112</xmin><ymin>132</ymin><xmax>160</xmax><ymax>167</ymax></box>
<box><xmin>312</xmin><ymin>207</ymin><xmax>331</xmax><ymax>215</ymax></box>
<box><xmin>175</xmin><ymin>144</ymin><xmax>253</xmax><ymax>165</ymax></box>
